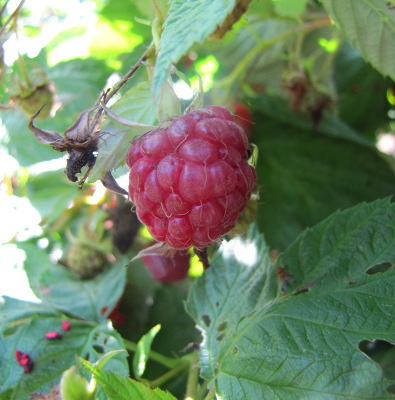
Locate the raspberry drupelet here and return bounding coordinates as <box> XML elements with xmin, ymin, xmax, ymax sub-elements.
<box><xmin>127</xmin><ymin>106</ymin><xmax>256</xmax><ymax>249</ymax></box>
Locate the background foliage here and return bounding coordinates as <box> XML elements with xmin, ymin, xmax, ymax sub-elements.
<box><xmin>1</xmin><ymin>0</ymin><xmax>395</xmax><ymax>399</ymax></box>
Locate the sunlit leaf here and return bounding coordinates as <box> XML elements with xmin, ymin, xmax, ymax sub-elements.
<box><xmin>153</xmin><ymin>0</ymin><xmax>237</xmax><ymax>95</ymax></box>
<box><xmin>88</xmin><ymin>82</ymin><xmax>157</xmax><ymax>182</ymax></box>
<box><xmin>133</xmin><ymin>324</ymin><xmax>161</xmax><ymax>378</ymax></box>
<box><xmin>79</xmin><ymin>357</ymin><xmax>178</xmax><ymax>400</ymax></box>
<box><xmin>188</xmin><ymin>200</ymin><xmax>395</xmax><ymax>398</ymax></box>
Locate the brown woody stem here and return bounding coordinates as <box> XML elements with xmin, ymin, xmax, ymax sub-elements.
<box><xmin>90</xmin><ymin>41</ymin><xmax>155</xmax><ymax>131</ymax></box>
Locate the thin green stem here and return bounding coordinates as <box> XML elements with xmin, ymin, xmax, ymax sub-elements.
<box><xmin>150</xmin><ymin>361</ymin><xmax>189</xmax><ymax>387</ymax></box>
<box><xmin>150</xmin><ymin>0</ymin><xmax>164</xmax><ymax>22</ymax></box>
<box><xmin>0</xmin><ymin>0</ymin><xmax>24</xmax><ymax>37</ymax></box>
<box><xmin>215</xmin><ymin>16</ymin><xmax>332</xmax><ymax>102</ymax></box>
<box><xmin>204</xmin><ymin>385</ymin><xmax>216</xmax><ymax>400</ymax></box>
<box><xmin>17</xmin><ymin>54</ymin><xmax>32</xmax><ymax>88</ymax></box>
<box><xmin>184</xmin><ymin>351</ymin><xmax>200</xmax><ymax>400</ymax></box>
<box><xmin>123</xmin><ymin>338</ymin><xmax>181</xmax><ymax>369</ymax></box>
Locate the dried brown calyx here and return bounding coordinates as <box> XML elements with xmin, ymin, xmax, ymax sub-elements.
<box><xmin>28</xmin><ymin>102</ymin><xmax>127</xmax><ymax>195</ymax></box>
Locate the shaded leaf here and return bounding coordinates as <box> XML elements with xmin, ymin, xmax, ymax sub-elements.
<box><xmin>333</xmin><ymin>42</ymin><xmax>392</xmax><ymax>137</ymax></box>
<box><xmin>26</xmin><ymin>170</ymin><xmax>84</xmax><ymax>224</ymax></box>
<box><xmin>321</xmin><ymin>0</ymin><xmax>395</xmax><ymax>80</ymax></box>
<box><xmin>0</xmin><ymin>317</ymin><xmax>128</xmax><ymax>398</ymax></box>
<box><xmin>19</xmin><ymin>242</ymin><xmax>126</xmax><ymax>322</ymax></box>
<box><xmin>272</xmin><ymin>0</ymin><xmax>309</xmax><ymax>18</ymax></box>
<box><xmin>253</xmin><ymin>96</ymin><xmax>395</xmax><ymax>250</ymax></box>
<box><xmin>0</xmin><ymin>297</ymin><xmax>57</xmax><ymax>332</ymax></box>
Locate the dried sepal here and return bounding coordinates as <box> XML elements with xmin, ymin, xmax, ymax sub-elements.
<box><xmin>28</xmin><ymin>104</ymin><xmax>103</xmax><ymax>186</ymax></box>
<box><xmin>63</xmin><ymin>105</ymin><xmax>101</xmax><ymax>143</ymax></box>
<box><xmin>28</xmin><ymin>106</ymin><xmax>63</xmax><ymax>147</ymax></box>
<box><xmin>100</xmin><ymin>172</ymin><xmax>128</xmax><ymax>196</ymax></box>
<box><xmin>100</xmin><ymin>102</ymin><xmax>155</xmax><ymax>129</ymax></box>
<box><xmin>131</xmin><ymin>242</ymin><xmax>177</xmax><ymax>262</ymax></box>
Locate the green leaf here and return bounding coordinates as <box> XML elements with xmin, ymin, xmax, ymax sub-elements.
<box><xmin>25</xmin><ymin>170</ymin><xmax>84</xmax><ymax>224</ymax></box>
<box><xmin>214</xmin><ymin>18</ymin><xmax>298</xmax><ymax>93</ymax></box>
<box><xmin>89</xmin><ymin>82</ymin><xmax>157</xmax><ymax>182</ymax></box>
<box><xmin>186</xmin><ymin>225</ymin><xmax>278</xmax><ymax>380</ymax></box>
<box><xmin>133</xmin><ymin>324</ymin><xmax>161</xmax><ymax>378</ymax></box>
<box><xmin>95</xmin><ymin>350</ymin><xmax>127</xmax><ymax>370</ymax></box>
<box><xmin>153</xmin><ymin>0</ymin><xmax>237</xmax><ymax>95</ymax></box>
<box><xmin>272</xmin><ymin>0</ymin><xmax>309</xmax><ymax>18</ymax></box>
<box><xmin>0</xmin><ymin>317</ymin><xmax>128</xmax><ymax>397</ymax></box>
<box><xmin>333</xmin><ymin>42</ymin><xmax>392</xmax><ymax>137</ymax></box>
<box><xmin>78</xmin><ymin>358</ymin><xmax>178</xmax><ymax>400</ymax></box>
<box><xmin>2</xmin><ymin>57</ymin><xmax>112</xmax><ymax>167</ymax></box>
<box><xmin>253</xmin><ymin>96</ymin><xmax>395</xmax><ymax>250</ymax></box>
<box><xmin>60</xmin><ymin>366</ymin><xmax>95</xmax><ymax>400</ymax></box>
<box><xmin>188</xmin><ymin>200</ymin><xmax>395</xmax><ymax>399</ymax></box>
<box><xmin>320</xmin><ymin>0</ymin><xmax>395</xmax><ymax>80</ymax></box>
<box><xmin>19</xmin><ymin>242</ymin><xmax>126</xmax><ymax>322</ymax></box>
<box><xmin>0</xmin><ymin>297</ymin><xmax>57</xmax><ymax>332</ymax></box>
<box><xmin>157</xmin><ymin>81</ymin><xmax>181</xmax><ymax>122</ymax></box>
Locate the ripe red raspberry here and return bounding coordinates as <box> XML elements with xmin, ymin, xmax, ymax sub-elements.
<box><xmin>127</xmin><ymin>106</ymin><xmax>256</xmax><ymax>249</ymax></box>
<box><xmin>143</xmin><ymin>251</ymin><xmax>190</xmax><ymax>282</ymax></box>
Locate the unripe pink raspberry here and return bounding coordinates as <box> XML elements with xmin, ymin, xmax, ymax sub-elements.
<box><xmin>127</xmin><ymin>106</ymin><xmax>256</xmax><ymax>249</ymax></box>
<box><xmin>143</xmin><ymin>250</ymin><xmax>190</xmax><ymax>282</ymax></box>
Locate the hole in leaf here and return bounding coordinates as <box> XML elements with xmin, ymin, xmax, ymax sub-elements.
<box><xmin>217</xmin><ymin>321</ymin><xmax>227</xmax><ymax>332</ymax></box>
<box><xmin>365</xmin><ymin>262</ymin><xmax>393</xmax><ymax>275</ymax></box>
<box><xmin>359</xmin><ymin>340</ymin><xmax>395</xmax><ymax>381</ymax></box>
<box><xmin>201</xmin><ymin>314</ymin><xmax>211</xmax><ymax>327</ymax></box>
<box><xmin>92</xmin><ymin>344</ymin><xmax>105</xmax><ymax>354</ymax></box>
<box><xmin>216</xmin><ymin>333</ymin><xmax>225</xmax><ymax>342</ymax></box>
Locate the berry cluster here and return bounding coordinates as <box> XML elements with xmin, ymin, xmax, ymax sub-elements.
<box><xmin>127</xmin><ymin>106</ymin><xmax>256</xmax><ymax>249</ymax></box>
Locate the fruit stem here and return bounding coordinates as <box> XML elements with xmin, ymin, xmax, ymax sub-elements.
<box><xmin>123</xmin><ymin>338</ymin><xmax>181</xmax><ymax>369</ymax></box>
<box><xmin>194</xmin><ymin>247</ymin><xmax>210</xmax><ymax>270</ymax></box>
<box><xmin>184</xmin><ymin>351</ymin><xmax>200</xmax><ymax>400</ymax></box>
<box><xmin>149</xmin><ymin>361</ymin><xmax>189</xmax><ymax>387</ymax></box>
